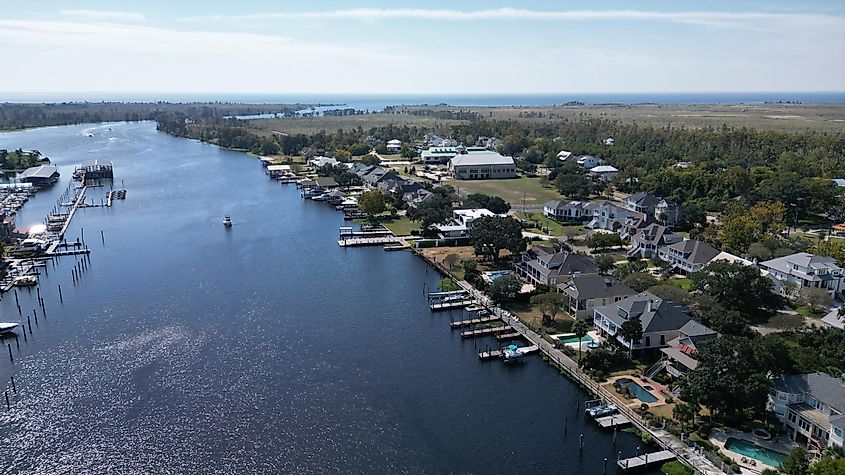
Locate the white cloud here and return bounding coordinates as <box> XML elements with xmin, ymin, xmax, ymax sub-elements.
<box><xmin>60</xmin><ymin>9</ymin><xmax>146</xmax><ymax>22</ymax></box>
<box><xmin>180</xmin><ymin>7</ymin><xmax>844</xmax><ymax>32</ymax></box>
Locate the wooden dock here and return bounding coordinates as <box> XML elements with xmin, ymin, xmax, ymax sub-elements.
<box><xmin>429</xmin><ymin>299</ymin><xmax>474</xmax><ymax>311</ymax></box>
<box><xmin>617</xmin><ymin>450</ymin><xmax>675</xmax><ymax>471</ymax></box>
<box><xmin>461</xmin><ymin>325</ymin><xmax>510</xmax><ymax>338</ymax></box>
<box><xmin>450</xmin><ymin>315</ymin><xmax>500</xmax><ymax>329</ymax></box>
<box><xmin>495</xmin><ymin>331</ymin><xmax>523</xmax><ymax>341</ymax></box>
<box><xmin>337</xmin><ymin>236</ymin><xmax>401</xmax><ymax>247</ymax></box>
<box><xmin>478</xmin><ymin>345</ymin><xmax>539</xmax><ymax>360</ymax></box>
<box><xmin>595</xmin><ymin>414</ymin><xmax>632</xmax><ymax>428</ymax></box>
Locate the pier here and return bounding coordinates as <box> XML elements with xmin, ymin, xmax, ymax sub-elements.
<box><xmin>337</xmin><ymin>236</ymin><xmax>401</xmax><ymax>247</ymax></box>
<box><xmin>617</xmin><ymin>450</ymin><xmax>675</xmax><ymax>471</ymax></box>
<box><xmin>450</xmin><ymin>315</ymin><xmax>500</xmax><ymax>328</ymax></box>
<box><xmin>495</xmin><ymin>331</ymin><xmax>523</xmax><ymax>341</ymax></box>
<box><xmin>595</xmin><ymin>414</ymin><xmax>632</xmax><ymax>429</ymax></box>
<box><xmin>427</xmin><ymin>290</ymin><xmax>474</xmax><ymax>311</ymax></box>
<box><xmin>478</xmin><ymin>345</ymin><xmax>539</xmax><ymax>360</ymax></box>
<box><xmin>460</xmin><ymin>325</ymin><xmax>510</xmax><ymax>338</ymax></box>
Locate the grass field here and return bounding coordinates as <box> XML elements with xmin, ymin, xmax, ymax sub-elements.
<box><xmin>246</xmin><ymin>113</ymin><xmax>463</xmax><ymax>136</ymax></box>
<box><xmin>449</xmin><ymin>177</ymin><xmax>563</xmax><ymax>206</ymax></box>
<box><xmin>381</xmin><ymin>216</ymin><xmax>419</xmax><ymax>236</ymax></box>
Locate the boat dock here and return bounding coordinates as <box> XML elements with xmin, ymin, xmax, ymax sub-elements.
<box><xmin>450</xmin><ymin>315</ymin><xmax>500</xmax><ymax>328</ymax></box>
<box><xmin>337</xmin><ymin>236</ymin><xmax>401</xmax><ymax>247</ymax></box>
<box><xmin>478</xmin><ymin>345</ymin><xmax>539</xmax><ymax>360</ymax></box>
<box><xmin>428</xmin><ymin>290</ymin><xmax>474</xmax><ymax>311</ymax></box>
<box><xmin>595</xmin><ymin>414</ymin><xmax>632</xmax><ymax>428</ymax></box>
<box><xmin>461</xmin><ymin>325</ymin><xmax>511</xmax><ymax>338</ymax></box>
<box><xmin>495</xmin><ymin>331</ymin><xmax>523</xmax><ymax>341</ymax></box>
<box><xmin>617</xmin><ymin>450</ymin><xmax>676</xmax><ymax>471</ymax></box>
<box><xmin>339</xmin><ymin>227</ymin><xmax>394</xmax><ymax>238</ymax></box>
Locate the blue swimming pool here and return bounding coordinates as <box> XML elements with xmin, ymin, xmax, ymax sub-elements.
<box><xmin>487</xmin><ymin>271</ymin><xmax>512</xmax><ymax>281</ymax></box>
<box><xmin>559</xmin><ymin>334</ymin><xmax>594</xmax><ymax>345</ymax></box>
<box><xmin>617</xmin><ymin>378</ymin><xmax>658</xmax><ymax>403</ymax></box>
<box><xmin>724</xmin><ymin>437</ymin><xmax>786</xmax><ymax>467</ymax></box>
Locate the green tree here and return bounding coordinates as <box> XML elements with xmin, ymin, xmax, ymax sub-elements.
<box><xmin>530</xmin><ymin>292</ymin><xmax>568</xmax><ymax>323</ymax></box>
<box><xmin>672</xmin><ymin>402</ymin><xmax>696</xmax><ymax>433</ymax></box>
<box><xmin>443</xmin><ymin>253</ymin><xmax>461</xmax><ymax>270</ymax></box>
<box><xmin>595</xmin><ymin>254</ymin><xmax>615</xmax><ymax>274</ymax></box>
<box><xmin>690</xmin><ymin>261</ymin><xmax>783</xmax><ymax>322</ymax></box>
<box><xmin>718</xmin><ymin>212</ymin><xmax>758</xmax><ymax>253</ymax></box>
<box><xmin>619</xmin><ymin>318</ymin><xmax>644</xmax><ymax>357</ymax></box>
<box><xmin>359</xmin><ymin>154</ymin><xmax>380</xmax><ymax>166</ymax></box>
<box><xmin>781</xmin><ymin>447</ymin><xmax>810</xmax><ymax>475</ymax></box>
<box><xmin>811</xmin><ymin>456</ymin><xmax>845</xmax><ymax>475</ymax></box>
<box><xmin>586</xmin><ymin>233</ymin><xmax>623</xmax><ymax>251</ymax></box>
<box><xmin>438</xmin><ymin>278</ymin><xmax>460</xmax><ymax>292</ymax></box>
<box><xmin>797</xmin><ymin>287</ymin><xmax>834</xmax><ymax>313</ymax></box>
<box><xmin>487</xmin><ymin>274</ymin><xmax>522</xmax><ymax>302</ymax></box>
<box><xmin>469</xmin><ymin>216</ymin><xmax>525</xmax><ymax>262</ymax></box>
<box><xmin>358</xmin><ymin>190</ymin><xmax>386</xmax><ymax>220</ymax></box>
<box><xmin>407</xmin><ymin>193</ymin><xmax>453</xmax><ymax>230</ymax></box>
<box><xmin>622</xmin><ymin>272</ymin><xmax>657</xmax><ymax>292</ymax></box>
<box><xmin>572</xmin><ymin>319</ymin><xmax>590</xmax><ymax>361</ymax></box>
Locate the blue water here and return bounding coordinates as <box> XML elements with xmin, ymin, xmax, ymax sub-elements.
<box><xmin>0</xmin><ymin>121</ymin><xmax>657</xmax><ymax>474</ymax></box>
<box><xmin>3</xmin><ymin>92</ymin><xmax>844</xmax><ymax>107</ymax></box>
<box><xmin>724</xmin><ymin>437</ymin><xmax>786</xmax><ymax>467</ymax></box>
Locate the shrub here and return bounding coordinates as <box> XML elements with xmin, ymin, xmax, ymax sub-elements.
<box><xmin>660</xmin><ymin>461</ymin><xmax>693</xmax><ymax>475</ymax></box>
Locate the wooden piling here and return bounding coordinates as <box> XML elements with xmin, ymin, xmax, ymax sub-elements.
<box><xmin>10</xmin><ymin>376</ymin><xmax>16</xmax><ymax>394</ymax></box>
<box><xmin>7</xmin><ymin>344</ymin><xmax>12</xmax><ymax>361</ymax></box>
<box><xmin>14</xmin><ymin>289</ymin><xmax>19</xmax><ymax>306</ymax></box>
<box><xmin>58</xmin><ymin>285</ymin><xmax>63</xmax><ymax>302</ymax></box>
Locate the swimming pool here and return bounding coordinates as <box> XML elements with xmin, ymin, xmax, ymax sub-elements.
<box><xmin>616</xmin><ymin>378</ymin><xmax>658</xmax><ymax>403</ymax></box>
<box><xmin>724</xmin><ymin>437</ymin><xmax>786</xmax><ymax>468</ymax></box>
<box><xmin>487</xmin><ymin>270</ymin><xmax>512</xmax><ymax>281</ymax></box>
<box><xmin>559</xmin><ymin>334</ymin><xmax>594</xmax><ymax>345</ymax></box>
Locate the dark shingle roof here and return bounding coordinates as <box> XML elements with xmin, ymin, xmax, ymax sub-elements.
<box><xmin>772</xmin><ymin>373</ymin><xmax>845</xmax><ymax>412</ymax></box>
<box><xmin>559</xmin><ymin>274</ymin><xmax>634</xmax><ymax>300</ymax></box>
<box><xmin>596</xmin><ymin>292</ymin><xmax>693</xmax><ymax>334</ymax></box>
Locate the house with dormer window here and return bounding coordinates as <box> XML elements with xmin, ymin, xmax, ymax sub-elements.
<box><xmin>759</xmin><ymin>252</ymin><xmax>844</xmax><ymax>297</ymax></box>
<box><xmin>593</xmin><ymin>292</ymin><xmax>700</xmax><ymax>353</ymax></box>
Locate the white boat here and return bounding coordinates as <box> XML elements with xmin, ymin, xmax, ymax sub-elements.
<box><xmin>586</xmin><ymin>404</ymin><xmax>618</xmax><ymax>418</ymax></box>
<box><xmin>502</xmin><ymin>344</ymin><xmax>525</xmax><ymax>363</ymax></box>
<box><xmin>311</xmin><ymin>193</ymin><xmax>328</xmax><ymax>201</ymax></box>
<box><xmin>223</xmin><ymin>215</ymin><xmax>232</xmax><ymax>227</ymax></box>
<box><xmin>0</xmin><ymin>322</ymin><xmax>19</xmax><ymax>334</ymax></box>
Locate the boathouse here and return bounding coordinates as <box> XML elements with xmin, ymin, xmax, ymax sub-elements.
<box><xmin>18</xmin><ymin>165</ymin><xmax>60</xmax><ymax>186</ymax></box>
<box><xmin>77</xmin><ymin>160</ymin><xmax>114</xmax><ymax>179</ymax></box>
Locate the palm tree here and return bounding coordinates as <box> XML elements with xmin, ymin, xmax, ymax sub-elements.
<box><xmin>572</xmin><ymin>319</ymin><xmax>590</xmax><ymax>361</ymax></box>
<box><xmin>672</xmin><ymin>402</ymin><xmax>695</xmax><ymax>433</ymax></box>
<box><xmin>619</xmin><ymin>318</ymin><xmax>644</xmax><ymax>358</ymax></box>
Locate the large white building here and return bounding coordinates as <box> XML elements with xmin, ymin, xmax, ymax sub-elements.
<box><xmin>769</xmin><ymin>372</ymin><xmax>845</xmax><ymax>453</ymax></box>
<box><xmin>448</xmin><ymin>151</ymin><xmax>516</xmax><ymax>180</ymax></box>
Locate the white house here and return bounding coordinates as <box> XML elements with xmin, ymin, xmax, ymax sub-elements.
<box><xmin>586</xmin><ymin>201</ymin><xmax>644</xmax><ymax>232</ymax></box>
<box><xmin>386</xmin><ymin>139</ymin><xmax>402</xmax><ymax>154</ymax></box>
<box><xmin>557</xmin><ymin>150</ymin><xmax>574</xmax><ymax>162</ymax></box>
<box><xmin>593</xmin><ymin>292</ymin><xmax>700</xmax><ymax>353</ymax></box>
<box><xmin>310</xmin><ymin>156</ymin><xmax>339</xmax><ymax>168</ymax></box>
<box><xmin>588</xmin><ymin>165</ymin><xmax>619</xmax><ymax>181</ymax></box>
<box><xmin>657</xmin><ymin>239</ymin><xmax>720</xmax><ymax>274</ymax></box>
<box><xmin>436</xmin><ymin>208</ymin><xmax>498</xmax><ymax>241</ymax></box>
<box><xmin>768</xmin><ymin>373</ymin><xmax>845</xmax><ymax>453</ymax></box>
<box><xmin>576</xmin><ymin>155</ymin><xmax>605</xmax><ymax>169</ymax></box>
<box><xmin>448</xmin><ymin>151</ymin><xmax>516</xmax><ymax>180</ymax></box>
<box><xmin>759</xmin><ymin>252</ymin><xmax>845</xmax><ymax>298</ymax></box>
<box><xmin>543</xmin><ymin>200</ymin><xmax>591</xmax><ymax>221</ymax></box>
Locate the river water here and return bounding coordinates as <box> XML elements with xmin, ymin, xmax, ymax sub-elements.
<box><xmin>0</xmin><ymin>122</ymin><xmax>656</xmax><ymax>474</ymax></box>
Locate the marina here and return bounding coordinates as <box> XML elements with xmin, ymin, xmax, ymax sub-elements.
<box><xmin>0</xmin><ymin>121</ymin><xmax>658</xmax><ymax>474</ymax></box>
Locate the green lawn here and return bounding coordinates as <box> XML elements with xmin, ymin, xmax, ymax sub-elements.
<box><xmin>451</xmin><ymin>177</ymin><xmax>563</xmax><ymax>206</ymax></box>
<box><xmin>667</xmin><ymin>278</ymin><xmax>693</xmax><ymax>290</ymax></box>
<box><xmin>381</xmin><ymin>216</ymin><xmax>419</xmax><ymax>236</ymax></box>
<box><xmin>517</xmin><ymin>212</ymin><xmax>569</xmax><ymax>235</ymax></box>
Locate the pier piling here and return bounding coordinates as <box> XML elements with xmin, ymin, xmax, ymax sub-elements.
<box><xmin>7</xmin><ymin>344</ymin><xmax>12</xmax><ymax>362</ymax></box>
<box><xmin>4</xmin><ymin>391</ymin><xmax>8</xmax><ymax>409</ymax></box>
<box><xmin>33</xmin><ymin>309</ymin><xmax>37</xmax><ymax>325</ymax></box>
<box><xmin>58</xmin><ymin>285</ymin><xmax>63</xmax><ymax>302</ymax></box>
<box><xmin>11</xmin><ymin>376</ymin><xmax>16</xmax><ymax>394</ymax></box>
<box><xmin>579</xmin><ymin>433</ymin><xmax>583</xmax><ymax>451</ymax></box>
<box><xmin>14</xmin><ymin>289</ymin><xmax>19</xmax><ymax>306</ymax></box>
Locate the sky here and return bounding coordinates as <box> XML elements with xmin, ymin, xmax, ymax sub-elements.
<box><xmin>0</xmin><ymin>0</ymin><xmax>843</xmax><ymax>95</ymax></box>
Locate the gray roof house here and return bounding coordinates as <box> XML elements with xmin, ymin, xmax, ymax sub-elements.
<box><xmin>628</xmin><ymin>224</ymin><xmax>683</xmax><ymax>259</ymax></box>
<box><xmin>768</xmin><ymin>372</ymin><xmax>845</xmax><ymax>452</ymax></box>
<box><xmin>18</xmin><ymin>165</ymin><xmax>59</xmax><ymax>186</ymax></box>
<box><xmin>586</xmin><ymin>201</ymin><xmax>644</xmax><ymax>232</ymax></box>
<box><xmin>657</xmin><ymin>239</ymin><xmax>721</xmax><ymax>274</ymax></box>
<box><xmin>448</xmin><ymin>151</ymin><xmax>516</xmax><ymax>180</ymax></box>
<box><xmin>624</xmin><ymin>192</ymin><xmax>662</xmax><ymax>215</ymax></box>
<box><xmin>515</xmin><ymin>245</ymin><xmax>599</xmax><ymax>287</ymax></box>
<box><xmin>593</xmin><ymin>292</ymin><xmax>697</xmax><ymax>352</ymax></box>
<box><xmin>543</xmin><ymin>200</ymin><xmax>592</xmax><ymax>222</ymax></box>
<box><xmin>558</xmin><ymin>274</ymin><xmax>635</xmax><ymax>320</ymax></box>
<box><xmin>759</xmin><ymin>252</ymin><xmax>845</xmax><ymax>297</ymax></box>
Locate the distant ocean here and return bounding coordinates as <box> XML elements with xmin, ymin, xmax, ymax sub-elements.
<box><xmin>2</xmin><ymin>92</ymin><xmax>844</xmax><ymax>109</ymax></box>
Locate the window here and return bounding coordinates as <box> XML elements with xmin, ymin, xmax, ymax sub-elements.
<box><xmin>660</xmin><ymin>335</ymin><xmax>665</xmax><ymax>345</ymax></box>
<box><xmin>788</xmin><ymin>412</ymin><xmax>797</xmax><ymax>423</ymax></box>
<box><xmin>799</xmin><ymin>418</ymin><xmax>811</xmax><ymax>431</ymax></box>
<box><xmin>836</xmin><ymin>427</ymin><xmax>843</xmax><ymax>437</ymax></box>
<box><xmin>644</xmin><ymin>336</ymin><xmax>651</xmax><ymax>346</ymax></box>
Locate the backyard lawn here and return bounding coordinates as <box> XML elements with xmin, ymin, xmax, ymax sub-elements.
<box><xmin>380</xmin><ymin>216</ymin><xmax>419</xmax><ymax>236</ymax></box>
<box><xmin>667</xmin><ymin>278</ymin><xmax>693</xmax><ymax>291</ymax></box>
<box><xmin>450</xmin><ymin>177</ymin><xmax>563</xmax><ymax>206</ymax></box>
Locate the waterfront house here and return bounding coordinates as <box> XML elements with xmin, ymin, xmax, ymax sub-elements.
<box><xmin>768</xmin><ymin>372</ymin><xmax>845</xmax><ymax>453</ymax></box>
<box><xmin>588</xmin><ymin>165</ymin><xmax>619</xmax><ymax>181</ymax></box>
<box><xmin>557</xmin><ymin>150</ymin><xmax>574</xmax><ymax>162</ymax></box>
<box><xmin>543</xmin><ymin>200</ymin><xmax>591</xmax><ymax>222</ymax></box>
<box><xmin>759</xmin><ymin>252</ymin><xmax>844</xmax><ymax>298</ymax></box>
<box><xmin>362</xmin><ymin>167</ymin><xmax>402</xmax><ymax>187</ymax></box>
<box><xmin>593</xmin><ymin>292</ymin><xmax>697</xmax><ymax>353</ymax></box>
<box><xmin>310</xmin><ymin>156</ymin><xmax>339</xmax><ymax>169</ymax></box>
<box><xmin>576</xmin><ymin>155</ymin><xmax>605</xmax><ymax>170</ymax></box>
<box><xmin>351</xmin><ymin>163</ymin><xmax>376</xmax><ymax>177</ymax></box>
<box><xmin>386</xmin><ymin>139</ymin><xmax>402</xmax><ymax>154</ymax></box>
<box><xmin>314</xmin><ymin>177</ymin><xmax>339</xmax><ymax>189</ymax></box>
<box><xmin>516</xmin><ymin>245</ymin><xmax>599</xmax><ymax>287</ymax></box>
<box><xmin>628</xmin><ymin>224</ymin><xmax>683</xmax><ymax>259</ymax></box>
<box><xmin>18</xmin><ymin>165</ymin><xmax>59</xmax><ymax>187</ymax></box>
<box><xmin>558</xmin><ymin>274</ymin><xmax>635</xmax><ymax>320</ymax></box>
<box><xmin>657</xmin><ymin>320</ymin><xmax>717</xmax><ymax>377</ymax></box>
<box><xmin>448</xmin><ymin>150</ymin><xmax>516</xmax><ymax>180</ymax></box>
<box><xmin>435</xmin><ymin>208</ymin><xmax>498</xmax><ymax>242</ymax></box>
<box><xmin>586</xmin><ymin>201</ymin><xmax>645</xmax><ymax>233</ymax></box>
<box><xmin>657</xmin><ymin>239</ymin><xmax>720</xmax><ymax>274</ymax></box>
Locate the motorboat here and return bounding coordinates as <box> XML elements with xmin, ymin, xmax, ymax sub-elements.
<box><xmin>223</xmin><ymin>215</ymin><xmax>232</xmax><ymax>227</ymax></box>
<box><xmin>586</xmin><ymin>404</ymin><xmax>618</xmax><ymax>418</ymax></box>
<box><xmin>14</xmin><ymin>275</ymin><xmax>38</xmax><ymax>287</ymax></box>
<box><xmin>311</xmin><ymin>193</ymin><xmax>328</xmax><ymax>201</ymax></box>
<box><xmin>502</xmin><ymin>344</ymin><xmax>525</xmax><ymax>363</ymax></box>
<box><xmin>0</xmin><ymin>322</ymin><xmax>19</xmax><ymax>334</ymax></box>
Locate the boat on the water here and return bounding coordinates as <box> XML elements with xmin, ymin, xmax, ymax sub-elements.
<box><xmin>0</xmin><ymin>322</ymin><xmax>19</xmax><ymax>334</ymax></box>
<box><xmin>586</xmin><ymin>403</ymin><xmax>618</xmax><ymax>418</ymax></box>
<box><xmin>14</xmin><ymin>275</ymin><xmax>37</xmax><ymax>287</ymax></box>
<box><xmin>223</xmin><ymin>215</ymin><xmax>232</xmax><ymax>227</ymax></box>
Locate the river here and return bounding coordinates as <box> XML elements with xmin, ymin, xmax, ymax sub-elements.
<box><xmin>0</xmin><ymin>122</ymin><xmax>656</xmax><ymax>474</ymax></box>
